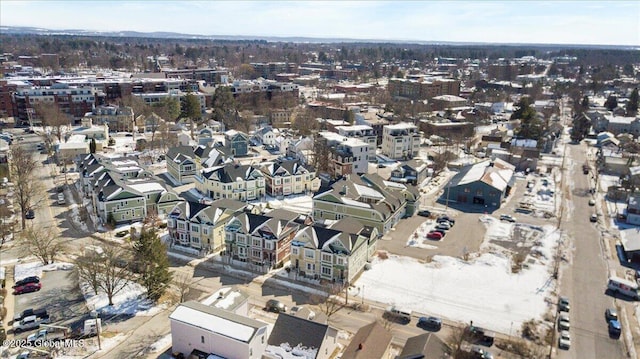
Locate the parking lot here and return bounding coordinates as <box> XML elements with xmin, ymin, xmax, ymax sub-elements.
<box><xmin>13</xmin><ymin>269</ymin><xmax>88</xmax><ymax>339</ymax></box>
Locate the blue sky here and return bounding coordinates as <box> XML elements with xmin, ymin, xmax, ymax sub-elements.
<box><xmin>2</xmin><ymin>1</ymin><xmax>639</xmax><ymax>46</ymax></box>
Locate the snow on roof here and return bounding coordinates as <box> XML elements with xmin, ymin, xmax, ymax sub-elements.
<box><xmin>265</xmin><ymin>343</ymin><xmax>318</xmax><ymax>359</ymax></box>
<box><xmin>128</xmin><ymin>182</ymin><xmax>165</xmax><ymax>193</ymax></box>
<box><xmin>386</xmin><ymin>122</ymin><xmax>417</xmax><ymax>130</ymax></box>
<box><xmin>214</xmin><ymin>291</ymin><xmax>242</xmax><ymax>310</ymax></box>
<box><xmin>354</xmin><ymin>183</ymin><xmax>384</xmax><ymax>200</ymax></box>
<box><xmin>620</xmin><ymin>227</ymin><xmax>640</xmax><ymax>252</ymax></box>
<box><xmin>456</xmin><ymin>161</ymin><xmax>489</xmax><ymax>186</ymax></box>
<box><xmin>486</xmin><ymin>169</ymin><xmax>511</xmax><ymax>192</ymax></box>
<box><xmin>58</xmin><ymin>141</ymin><xmax>89</xmax><ymax>150</ymax></box>
<box><xmin>169</xmin><ymin>304</ymin><xmax>256</xmax><ymax>342</ymax></box>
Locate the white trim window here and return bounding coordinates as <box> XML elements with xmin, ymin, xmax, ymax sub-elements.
<box><xmin>321</xmin><ymin>253</ymin><xmax>332</xmax><ymax>263</ymax></box>
<box><xmin>304</xmin><ymin>249</ymin><xmax>315</xmax><ymax>260</ymax></box>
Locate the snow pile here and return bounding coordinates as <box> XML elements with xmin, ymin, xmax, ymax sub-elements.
<box><xmin>406</xmin><ymin>220</ymin><xmax>439</xmax><ymax>249</ymax></box>
<box><xmin>65</xmin><ymin>187</ymin><xmax>89</xmax><ymax>232</ymax></box>
<box><xmin>147</xmin><ymin>333</ymin><xmax>172</xmax><ymax>353</ymax></box>
<box><xmin>265</xmin><ymin>343</ymin><xmax>318</xmax><ymax>359</ymax></box>
<box><xmin>42</xmin><ymin>262</ymin><xmax>74</xmax><ymax>272</ymax></box>
<box><xmin>80</xmin><ymin>280</ymin><xmax>161</xmax><ymax>317</ymax></box>
<box><xmin>358</xmin><ymin>227</ymin><xmax>561</xmax><ymax>334</ymax></box>
<box><xmin>14</xmin><ymin>261</ymin><xmax>44</xmax><ymax>281</ymax></box>
<box><xmin>479</xmin><ymin>215</ymin><xmax>513</xmax><ymax>241</ymax></box>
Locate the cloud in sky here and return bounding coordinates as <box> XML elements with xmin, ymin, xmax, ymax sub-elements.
<box><xmin>1</xmin><ymin>1</ymin><xmax>639</xmax><ymax>46</ymax></box>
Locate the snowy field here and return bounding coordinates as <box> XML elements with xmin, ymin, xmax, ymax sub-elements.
<box><xmin>359</xmin><ymin>218</ymin><xmax>560</xmax><ymax>334</ymax></box>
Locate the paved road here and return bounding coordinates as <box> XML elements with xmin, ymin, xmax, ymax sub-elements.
<box><xmin>558</xmin><ymin>142</ymin><xmax>626</xmax><ymax>359</ymax></box>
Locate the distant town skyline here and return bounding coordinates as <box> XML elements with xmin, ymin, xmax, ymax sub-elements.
<box><xmin>1</xmin><ymin>1</ymin><xmax>639</xmax><ymax>46</ymax></box>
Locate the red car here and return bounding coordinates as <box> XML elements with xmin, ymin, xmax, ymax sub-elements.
<box><xmin>13</xmin><ymin>282</ymin><xmax>41</xmax><ymax>295</ymax></box>
<box><xmin>427</xmin><ymin>231</ymin><xmax>443</xmax><ymax>240</ymax></box>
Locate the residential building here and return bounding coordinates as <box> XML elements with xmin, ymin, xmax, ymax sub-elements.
<box><xmin>290</xmin><ymin>217</ymin><xmax>378</xmax><ymax>283</ymax></box>
<box><xmin>167</xmin><ymin>199</ymin><xmax>247</xmax><ymax>254</ymax></box>
<box><xmin>319</xmin><ymin>131</ymin><xmax>370</xmax><ymax>177</ymax></box>
<box><xmin>166</xmin><ymin>146</ymin><xmax>197</xmax><ymax>185</ymax></box>
<box><xmin>626</xmin><ymin>195</ymin><xmax>640</xmax><ymax>226</ymax></box>
<box><xmin>381</xmin><ymin>122</ymin><xmax>421</xmax><ymax>160</ymax></box>
<box><xmin>201</xmin><ymin>286</ymin><xmax>251</xmax><ymax>316</ymax></box>
<box><xmin>389</xmin><ymin>159</ymin><xmax>429</xmax><ymax>185</ymax></box>
<box><xmin>258</xmin><ymin>158</ymin><xmax>320</xmax><ymax>197</ymax></box>
<box><xmin>224</xmin><ymin>210</ymin><xmax>301</xmax><ymax>268</ymax></box>
<box><xmin>86</xmin><ymin>105</ymin><xmax>134</xmax><ymax>132</ymax></box>
<box><xmin>341</xmin><ymin>322</ymin><xmax>392</xmax><ymax>359</ymax></box>
<box><xmin>264</xmin><ymin>314</ymin><xmax>339</xmax><ymax>359</ymax></box>
<box><xmin>13</xmin><ymin>83</ymin><xmax>97</xmax><ymax>123</ymax></box>
<box><xmin>430</xmin><ymin>94</ymin><xmax>468</xmax><ymax>111</ymax></box>
<box><xmin>270</xmin><ymin>108</ymin><xmax>294</xmax><ymax>127</ymax></box>
<box><xmin>443</xmin><ymin>158</ymin><xmax>515</xmax><ymax>208</ymax></box>
<box><xmin>336</xmin><ymin>124</ymin><xmax>377</xmax><ymax>154</ymax></box>
<box><xmin>57</xmin><ymin>134</ymin><xmax>90</xmax><ymax>158</ymax></box>
<box><xmin>169</xmin><ymin>301</ymin><xmax>268</xmax><ymax>359</ymax></box>
<box><xmin>387</xmin><ymin>77</ymin><xmax>460</xmax><ymax>100</ymax></box>
<box><xmin>225</xmin><ymin>130</ymin><xmax>250</xmax><ymax>157</ymax></box>
<box><xmin>134</xmin><ymin>89</ymin><xmax>206</xmax><ymax>113</ymax></box>
<box><xmin>396</xmin><ymin>333</ymin><xmax>450</xmax><ymax>359</ymax></box>
<box><xmin>419</xmin><ymin>120</ymin><xmax>475</xmax><ymax>140</ymax></box>
<box><xmin>312</xmin><ymin>174</ymin><xmax>409</xmax><ymax>234</ymax></box>
<box><xmin>195</xmin><ymin>163</ymin><xmax>265</xmax><ymax>202</ymax></box>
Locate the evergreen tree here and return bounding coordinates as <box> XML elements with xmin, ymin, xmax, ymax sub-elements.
<box><xmin>571</xmin><ymin>114</ymin><xmax>591</xmax><ymax>142</ymax></box>
<box><xmin>89</xmin><ymin>138</ymin><xmax>96</xmax><ymax>154</ymax></box>
<box><xmin>580</xmin><ymin>96</ymin><xmax>590</xmax><ymax>111</ymax></box>
<box><xmin>628</xmin><ymin>88</ymin><xmax>639</xmax><ymax>116</ymax></box>
<box><xmin>604</xmin><ymin>95</ymin><xmax>618</xmax><ymax>111</ymax></box>
<box><xmin>133</xmin><ymin>226</ymin><xmax>172</xmax><ymax>302</ymax></box>
<box><xmin>511</xmin><ymin>97</ymin><xmax>545</xmax><ymax>141</ymax></box>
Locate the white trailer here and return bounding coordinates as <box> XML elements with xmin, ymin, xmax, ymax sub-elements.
<box><xmin>608</xmin><ymin>276</ymin><xmax>640</xmax><ymax>300</ymax></box>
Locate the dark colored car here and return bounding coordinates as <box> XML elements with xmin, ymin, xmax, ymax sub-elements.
<box><xmin>13</xmin><ymin>282</ymin><xmax>41</xmax><ymax>295</ymax></box>
<box><xmin>608</xmin><ymin>319</ymin><xmax>621</xmax><ymax>338</ymax></box>
<box><xmin>265</xmin><ymin>299</ymin><xmax>287</xmax><ymax>313</ymax></box>
<box><xmin>417</xmin><ymin>210</ymin><xmax>431</xmax><ymax>217</ymax></box>
<box><xmin>14</xmin><ymin>308</ymin><xmax>48</xmax><ymax>322</ymax></box>
<box><xmin>437</xmin><ymin>216</ymin><xmax>455</xmax><ymax>226</ymax></box>
<box><xmin>417</xmin><ymin>316</ymin><xmax>442</xmax><ymax>331</ymax></box>
<box><xmin>605</xmin><ymin>308</ymin><xmax>618</xmax><ymax>321</ymax></box>
<box><xmin>13</xmin><ymin>276</ymin><xmax>40</xmax><ymax>288</ymax></box>
<box><xmin>25</xmin><ymin>209</ymin><xmax>35</xmax><ymax>219</ymax></box>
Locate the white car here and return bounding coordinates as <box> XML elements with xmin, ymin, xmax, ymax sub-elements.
<box><xmin>558</xmin><ymin>313</ymin><xmax>570</xmax><ymax>331</ymax></box>
<box><xmin>435</xmin><ymin>222</ymin><xmax>451</xmax><ymax>230</ymax></box>
<box><xmin>559</xmin><ymin>330</ymin><xmax>571</xmax><ymax>349</ymax></box>
<box><xmin>499</xmin><ymin>214</ymin><xmax>517</xmax><ymax>222</ymax></box>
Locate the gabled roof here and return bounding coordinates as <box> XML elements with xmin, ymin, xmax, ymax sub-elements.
<box><xmin>167</xmin><ymin>145</ymin><xmax>195</xmax><ymax>164</ymax></box>
<box><xmin>267</xmin><ymin>314</ymin><xmax>330</xmax><ymax>359</ymax></box>
<box><xmin>397</xmin><ymin>333</ymin><xmax>450</xmax><ymax>359</ymax></box>
<box><xmin>341</xmin><ymin>322</ymin><xmax>392</xmax><ymax>359</ymax></box>
<box><xmin>201</xmin><ymin>163</ymin><xmax>262</xmax><ymax>183</ymax></box>
<box><xmin>169</xmin><ymin>301</ymin><xmax>266</xmax><ymax>343</ymax></box>
<box><xmin>446</xmin><ymin>158</ymin><xmax>515</xmax><ymax>192</ymax></box>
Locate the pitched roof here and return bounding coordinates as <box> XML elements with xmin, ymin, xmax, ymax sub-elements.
<box><xmin>201</xmin><ymin>163</ymin><xmax>262</xmax><ymax>183</ymax></box>
<box><xmin>341</xmin><ymin>322</ymin><xmax>392</xmax><ymax>359</ymax></box>
<box><xmin>167</xmin><ymin>145</ymin><xmax>195</xmax><ymax>163</ymax></box>
<box><xmin>397</xmin><ymin>333</ymin><xmax>450</xmax><ymax>359</ymax></box>
<box><xmin>267</xmin><ymin>314</ymin><xmax>330</xmax><ymax>358</ymax></box>
<box><xmin>446</xmin><ymin>158</ymin><xmax>515</xmax><ymax>192</ymax></box>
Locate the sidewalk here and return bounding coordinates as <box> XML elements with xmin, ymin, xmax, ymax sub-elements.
<box><xmin>0</xmin><ymin>266</ymin><xmax>15</xmax><ymax>357</ymax></box>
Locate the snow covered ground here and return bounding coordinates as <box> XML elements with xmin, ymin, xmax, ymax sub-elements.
<box><xmin>359</xmin><ymin>218</ymin><xmax>560</xmax><ymax>334</ymax></box>
<box><xmin>14</xmin><ymin>261</ymin><xmax>74</xmax><ymax>281</ymax></box>
<box><xmin>262</xmin><ymin>194</ymin><xmax>313</xmax><ymax>215</ymax></box>
<box><xmin>80</xmin><ymin>279</ymin><xmax>163</xmax><ymax>317</ymax></box>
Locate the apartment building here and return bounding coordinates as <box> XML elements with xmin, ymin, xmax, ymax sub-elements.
<box><xmin>13</xmin><ymin>83</ymin><xmax>97</xmax><ymax>123</ymax></box>
<box><xmin>381</xmin><ymin>122</ymin><xmax>421</xmax><ymax>160</ymax></box>
<box><xmin>166</xmin><ymin>146</ymin><xmax>197</xmax><ymax>185</ymax></box>
<box><xmin>167</xmin><ymin>199</ymin><xmax>247</xmax><ymax>254</ymax></box>
<box><xmin>387</xmin><ymin>77</ymin><xmax>460</xmax><ymax>100</ymax></box>
<box><xmin>319</xmin><ymin>131</ymin><xmax>370</xmax><ymax>177</ymax></box>
<box><xmin>336</xmin><ymin>124</ymin><xmax>377</xmax><ymax>154</ymax></box>
<box><xmin>258</xmin><ymin>158</ymin><xmax>320</xmax><ymax>197</ymax></box>
<box><xmin>195</xmin><ymin>163</ymin><xmax>266</xmax><ymax>202</ymax></box>
<box><xmin>312</xmin><ymin>174</ymin><xmax>409</xmax><ymax>234</ymax></box>
<box><xmin>224</xmin><ymin>210</ymin><xmax>301</xmax><ymax>268</ymax></box>
<box><xmin>86</xmin><ymin>105</ymin><xmax>135</xmax><ymax>132</ymax></box>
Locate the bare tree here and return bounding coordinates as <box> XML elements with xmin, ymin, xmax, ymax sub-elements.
<box><xmin>158</xmin><ymin>121</ymin><xmax>178</xmax><ymax>154</ymax></box>
<box><xmin>446</xmin><ymin>326</ymin><xmax>467</xmax><ymax>358</ymax></box>
<box><xmin>75</xmin><ymin>248</ymin><xmax>105</xmax><ymax>295</ymax></box>
<box><xmin>173</xmin><ymin>272</ymin><xmax>193</xmax><ymax>303</ymax></box>
<box><xmin>35</xmin><ymin>103</ymin><xmax>70</xmax><ymax>143</ymax></box>
<box><xmin>9</xmin><ymin>146</ymin><xmax>44</xmax><ymax>229</ymax></box>
<box><xmin>97</xmin><ymin>245</ymin><xmax>134</xmax><ymax>306</ymax></box>
<box><xmin>310</xmin><ymin>286</ymin><xmax>344</xmax><ymax>319</ymax></box>
<box><xmin>19</xmin><ymin>226</ymin><xmax>65</xmax><ymax>265</ymax></box>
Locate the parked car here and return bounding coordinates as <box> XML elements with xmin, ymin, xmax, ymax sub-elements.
<box><xmin>13</xmin><ymin>276</ymin><xmax>40</xmax><ymax>288</ymax></box>
<box><xmin>25</xmin><ymin>209</ymin><xmax>35</xmax><ymax>219</ymax></box>
<box><xmin>499</xmin><ymin>214</ymin><xmax>517</xmax><ymax>222</ymax></box>
<box><xmin>14</xmin><ymin>308</ymin><xmax>47</xmax><ymax>322</ymax></box>
<box><xmin>608</xmin><ymin>319</ymin><xmax>621</xmax><ymax>338</ymax></box>
<box><xmin>437</xmin><ymin>216</ymin><xmax>455</xmax><ymax>226</ymax></box>
<box><xmin>27</xmin><ymin>329</ymin><xmax>48</xmax><ymax>344</ymax></box>
<box><xmin>470</xmin><ymin>345</ymin><xmax>494</xmax><ymax>359</ymax></box>
<box><xmin>265</xmin><ymin>299</ymin><xmax>287</xmax><ymax>313</ymax></box>
<box><xmin>432</xmin><ymin>229</ymin><xmax>446</xmax><ymax>237</ymax></box>
<box><xmin>435</xmin><ymin>222</ymin><xmax>451</xmax><ymax>231</ymax></box>
<box><xmin>558</xmin><ymin>313</ymin><xmax>570</xmax><ymax>331</ymax></box>
<box><xmin>426</xmin><ymin>231</ymin><xmax>443</xmax><ymax>240</ymax></box>
<box><xmin>417</xmin><ymin>210</ymin><xmax>431</xmax><ymax>217</ymax></box>
<box><xmin>466</xmin><ymin>325</ymin><xmax>495</xmax><ymax>346</ymax></box>
<box><xmin>13</xmin><ymin>282</ymin><xmax>41</xmax><ymax>295</ymax></box>
<box><xmin>605</xmin><ymin>308</ymin><xmax>618</xmax><ymax>321</ymax></box>
<box><xmin>383</xmin><ymin>306</ymin><xmax>412</xmax><ymax>324</ymax></box>
<box><xmin>590</xmin><ymin>214</ymin><xmax>597</xmax><ymax>222</ymax></box>
<box><xmin>558</xmin><ymin>330</ymin><xmax>571</xmax><ymax>349</ymax></box>
<box><xmin>588</xmin><ymin>199</ymin><xmax>596</xmax><ymax>206</ymax></box>
<box><xmin>558</xmin><ymin>296</ymin><xmax>570</xmax><ymax>312</ymax></box>
<box><xmin>417</xmin><ymin>316</ymin><xmax>442</xmax><ymax>331</ymax></box>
